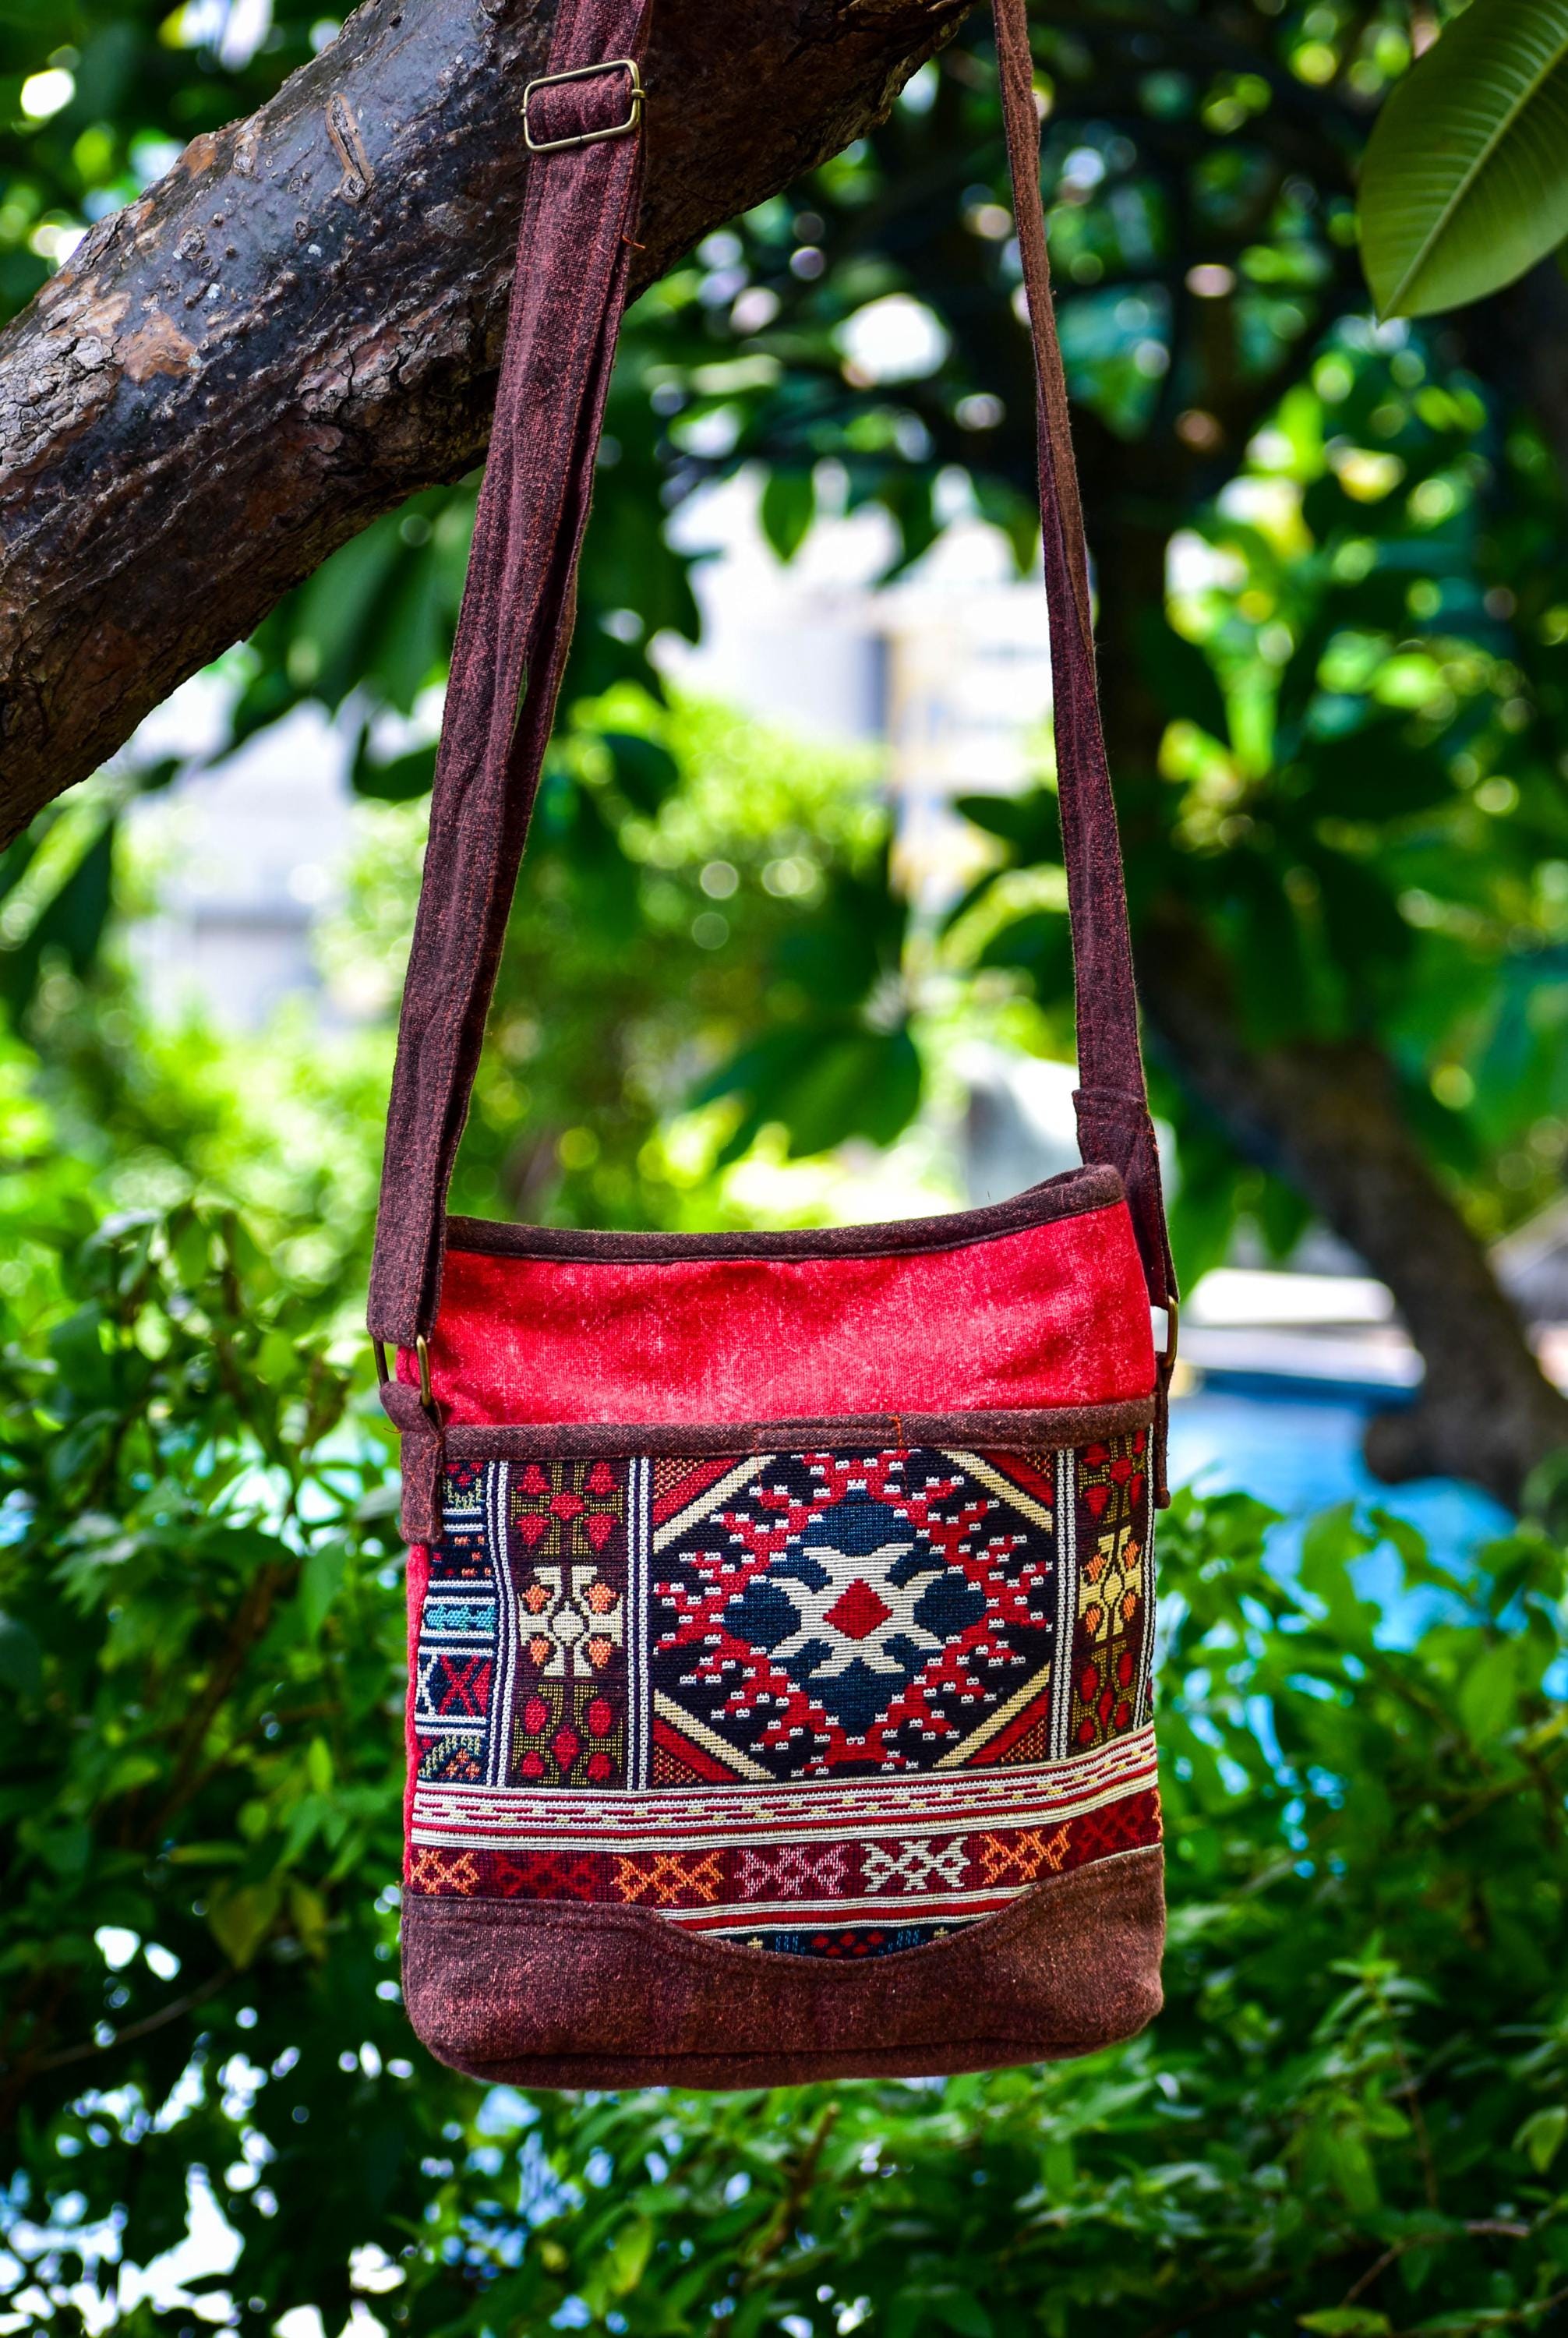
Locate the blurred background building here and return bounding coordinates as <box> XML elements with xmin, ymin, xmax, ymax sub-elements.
<box><xmin>127</xmin><ymin>470</ymin><xmax>1051</xmax><ymax>1025</ymax></box>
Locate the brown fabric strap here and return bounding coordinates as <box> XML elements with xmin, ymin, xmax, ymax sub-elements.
<box><xmin>367</xmin><ymin>0</ymin><xmax>653</xmax><ymax>1347</ymax></box>
<box><xmin>368</xmin><ymin>0</ymin><xmax>1175</xmax><ymax>1354</ymax></box>
<box><xmin>992</xmin><ymin>0</ymin><xmax>1175</xmax><ymax>1335</ymax></box>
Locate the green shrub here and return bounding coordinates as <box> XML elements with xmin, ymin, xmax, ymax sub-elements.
<box><xmin>3</xmin><ymin>1201</ymin><xmax>1567</xmax><ymax>2336</ymax></box>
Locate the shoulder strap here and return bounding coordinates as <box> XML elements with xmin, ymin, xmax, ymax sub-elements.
<box><xmin>367</xmin><ymin>0</ymin><xmax>652</xmax><ymax>1347</ymax></box>
<box><xmin>368</xmin><ymin>0</ymin><xmax>1176</xmax><ymax>1368</ymax></box>
<box><xmin>992</xmin><ymin>0</ymin><xmax>1177</xmax><ymax>1345</ymax></box>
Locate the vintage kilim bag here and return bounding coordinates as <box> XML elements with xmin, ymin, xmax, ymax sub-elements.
<box><xmin>368</xmin><ymin>0</ymin><xmax>1179</xmax><ymax>2088</ymax></box>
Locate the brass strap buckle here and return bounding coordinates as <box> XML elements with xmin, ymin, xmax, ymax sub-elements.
<box><xmin>373</xmin><ymin>1333</ymin><xmax>437</xmax><ymax>1423</ymax></box>
<box><xmin>522</xmin><ymin>58</ymin><xmax>645</xmax><ymax>154</ymax></box>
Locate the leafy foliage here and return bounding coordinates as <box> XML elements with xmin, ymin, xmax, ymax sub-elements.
<box><xmin>323</xmin><ymin>693</ymin><xmax>913</xmax><ymax>1231</ymax></box>
<box><xmin>948</xmin><ymin>325</ymin><xmax>1568</xmax><ymax>1277</ymax></box>
<box><xmin>0</xmin><ymin>0</ymin><xmax>323</xmax><ymax>317</ymax></box>
<box><xmin>7</xmin><ymin>14</ymin><xmax>1568</xmax><ymax>2317</ymax></box>
<box><xmin>0</xmin><ymin>1178</ymin><xmax>422</xmax><ymax>2334</ymax></box>
<box><xmin>5</xmin><ymin>1161</ymin><xmax>1568</xmax><ymax>2331</ymax></box>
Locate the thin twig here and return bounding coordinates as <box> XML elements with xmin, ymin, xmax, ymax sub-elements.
<box><xmin>1343</xmin><ymin>2223</ymin><xmax>1533</xmax><ymax>2306</ymax></box>
<box><xmin>744</xmin><ymin>2103</ymin><xmax>841</xmax><ymax>2277</ymax></box>
<box><xmin>21</xmin><ymin>1966</ymin><xmax>231</xmax><ymax>2075</ymax></box>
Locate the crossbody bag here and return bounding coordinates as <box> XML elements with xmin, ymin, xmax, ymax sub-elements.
<box><xmin>369</xmin><ymin>0</ymin><xmax>1178</xmax><ymax>2089</ymax></box>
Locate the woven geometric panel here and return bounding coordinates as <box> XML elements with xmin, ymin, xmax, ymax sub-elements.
<box><xmin>408</xmin><ymin>1439</ymin><xmax>1157</xmax><ymax>1956</ymax></box>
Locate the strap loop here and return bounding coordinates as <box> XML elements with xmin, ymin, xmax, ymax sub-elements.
<box><xmin>523</xmin><ymin>58</ymin><xmax>645</xmax><ymax>152</ymax></box>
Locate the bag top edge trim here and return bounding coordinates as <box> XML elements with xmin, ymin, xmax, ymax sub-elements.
<box><xmin>443</xmin><ymin>1163</ymin><xmax>1126</xmax><ymax>1270</ymax></box>
<box><xmin>431</xmin><ymin>1395</ymin><xmax>1157</xmax><ymax>1458</ymax></box>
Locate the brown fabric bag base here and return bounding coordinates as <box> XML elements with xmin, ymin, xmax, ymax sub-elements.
<box><xmin>402</xmin><ymin>1845</ymin><xmax>1164</xmax><ymax>2089</ymax></box>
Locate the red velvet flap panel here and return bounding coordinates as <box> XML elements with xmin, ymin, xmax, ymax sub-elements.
<box><xmin>405</xmin><ymin>1174</ymin><xmax>1156</xmax><ymax>1428</ymax></box>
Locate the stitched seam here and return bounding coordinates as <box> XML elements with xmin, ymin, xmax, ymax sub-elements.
<box><xmin>451</xmin><ymin>2025</ymin><xmax>1154</xmax><ymax>2078</ymax></box>
<box><xmin>436</xmin><ymin>1399</ymin><xmax>1159</xmax><ymax>1456</ymax></box>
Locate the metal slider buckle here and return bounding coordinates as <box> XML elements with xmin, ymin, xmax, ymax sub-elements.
<box><xmin>373</xmin><ymin>1333</ymin><xmax>437</xmax><ymax>1423</ymax></box>
<box><xmin>522</xmin><ymin>58</ymin><xmax>645</xmax><ymax>154</ymax></box>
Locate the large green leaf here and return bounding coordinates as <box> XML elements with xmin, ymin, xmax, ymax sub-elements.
<box><xmin>1361</xmin><ymin>0</ymin><xmax>1568</xmax><ymax>318</ymax></box>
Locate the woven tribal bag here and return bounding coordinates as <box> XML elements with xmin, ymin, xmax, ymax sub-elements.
<box><xmin>369</xmin><ymin>0</ymin><xmax>1179</xmax><ymax>2089</ymax></box>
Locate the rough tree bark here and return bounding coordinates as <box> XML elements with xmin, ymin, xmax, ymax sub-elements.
<box><xmin>0</xmin><ymin>0</ymin><xmax>966</xmax><ymax>842</ymax></box>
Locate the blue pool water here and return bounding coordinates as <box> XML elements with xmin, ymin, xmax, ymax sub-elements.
<box><xmin>1169</xmin><ymin>1386</ymin><xmax>1511</xmax><ymax>1557</ymax></box>
<box><xmin>1167</xmin><ymin>1384</ymin><xmax>1514</xmax><ymax>1638</ymax></box>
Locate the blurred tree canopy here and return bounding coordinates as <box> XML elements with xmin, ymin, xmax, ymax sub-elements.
<box><xmin>5</xmin><ymin>8</ymin><xmax>1568</xmax><ymax>2330</ymax></box>
<box><xmin>5</xmin><ymin>0</ymin><xmax>1567</xmax><ymax>1494</ymax></box>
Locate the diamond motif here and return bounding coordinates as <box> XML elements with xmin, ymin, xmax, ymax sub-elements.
<box><xmin>652</xmin><ymin>1450</ymin><xmax>1060</xmax><ymax>1775</ymax></box>
<box><xmin>824</xmin><ymin>1578</ymin><xmax>892</xmax><ymax>1640</ymax></box>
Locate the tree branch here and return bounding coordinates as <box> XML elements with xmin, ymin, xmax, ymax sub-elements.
<box><xmin>0</xmin><ymin>0</ymin><xmax>968</xmax><ymax>842</ymax></box>
<box><xmin>1138</xmin><ymin>899</ymin><xmax>1568</xmax><ymax>1505</ymax></box>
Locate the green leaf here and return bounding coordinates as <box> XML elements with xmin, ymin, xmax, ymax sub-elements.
<box><xmin>778</xmin><ymin>1025</ymin><xmax>923</xmax><ymax>1156</ymax></box>
<box><xmin>1135</xmin><ymin>609</ymin><xmax>1231</xmax><ymax>743</ymax></box>
<box><xmin>1167</xmin><ymin>1130</ymin><xmax>1245</xmax><ymax>1292</ymax></box>
<box><xmin>1295</xmin><ymin>713</ymin><xmax>1455</xmax><ymax>823</ymax></box>
<box><xmin>976</xmin><ymin>910</ymin><xmax>1073</xmax><ymax>997</ymax></box>
<box><xmin>0</xmin><ymin>1610</ymin><xmax>43</xmax><ymax>1697</ymax></box>
<box><xmin>602</xmin><ymin>729</ymin><xmax>680</xmax><ymax>814</ymax></box>
<box><xmin>1330</xmin><ymin>2125</ymin><xmax>1381</xmax><ymax>2216</ymax></box>
<box><xmin>254</xmin><ymin>1328</ymin><xmax>298</xmax><ymax>1388</ymax></box>
<box><xmin>1516</xmin><ymin>2104</ymin><xmax>1568</xmax><ymax>2170</ymax></box>
<box><xmin>760</xmin><ymin>468</ymin><xmax>816</xmax><ymax>562</ymax></box>
<box><xmin>955</xmin><ymin>789</ymin><xmax>1061</xmax><ymax>862</ymax></box>
<box><xmin>207</xmin><ymin>1878</ymin><xmax>283</xmax><ymax>1969</ymax></box>
<box><xmin>1360</xmin><ymin>0</ymin><xmax>1568</xmax><ymax>318</ymax></box>
<box><xmin>0</xmin><ymin>821</ymin><xmax>116</xmax><ymax>1013</ymax></box>
<box><xmin>931</xmin><ymin>2292</ymin><xmax>996</xmax><ymax>2338</ymax></box>
<box><xmin>606</xmin><ymin>2217</ymin><xmax>655</xmax><ymax>2296</ymax></box>
<box><xmin>288</xmin><ymin>1877</ymin><xmax>329</xmax><ymax>1960</ymax></box>
<box><xmin>1299</xmin><ymin>1503</ymin><xmax>1377</xmax><ymax>1639</ymax></box>
<box><xmin>1457</xmin><ymin>1637</ymin><xmax>1518</xmax><ymax>1743</ymax></box>
<box><xmin>298</xmin><ymin>1540</ymin><xmax>348</xmax><ymax>1638</ymax></box>
<box><xmin>1299</xmin><ymin>2312</ymin><xmax>1393</xmax><ymax>2337</ymax></box>
<box><xmin>352</xmin><ymin>738</ymin><xmax>437</xmax><ymax>803</ymax></box>
<box><xmin>48</xmin><ymin>1304</ymin><xmax>113</xmax><ymax>1400</ymax></box>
